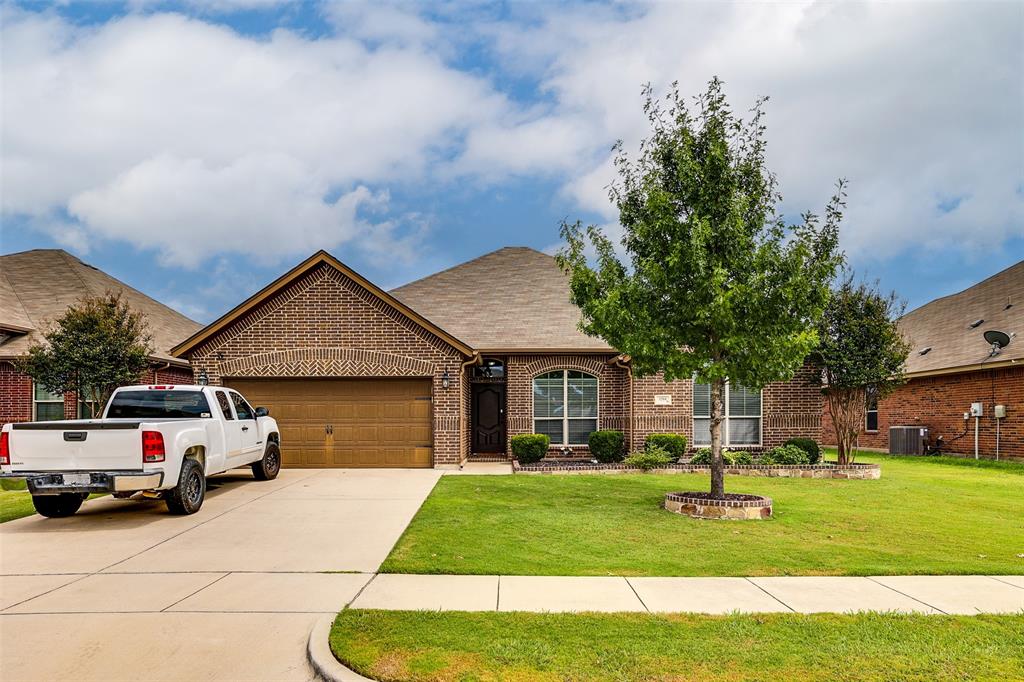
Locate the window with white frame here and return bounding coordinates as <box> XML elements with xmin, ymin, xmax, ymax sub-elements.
<box><xmin>33</xmin><ymin>384</ymin><xmax>64</xmax><ymax>421</ymax></box>
<box><xmin>533</xmin><ymin>370</ymin><xmax>598</xmax><ymax>445</ymax></box>
<box><xmin>692</xmin><ymin>382</ymin><xmax>762</xmax><ymax>446</ymax></box>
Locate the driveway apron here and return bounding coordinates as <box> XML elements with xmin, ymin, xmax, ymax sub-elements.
<box><xmin>0</xmin><ymin>468</ymin><xmax>441</xmax><ymax>682</ymax></box>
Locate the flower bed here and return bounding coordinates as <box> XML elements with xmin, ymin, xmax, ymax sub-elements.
<box><xmin>664</xmin><ymin>491</ymin><xmax>773</xmax><ymax>520</ymax></box>
<box><xmin>513</xmin><ymin>459</ymin><xmax>880</xmax><ymax>479</ymax></box>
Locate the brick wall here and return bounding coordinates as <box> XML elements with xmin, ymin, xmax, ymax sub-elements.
<box><xmin>630</xmin><ymin>363</ymin><xmax>821</xmax><ymax>453</ymax></box>
<box><xmin>505</xmin><ymin>354</ymin><xmax>627</xmax><ymax>457</ymax></box>
<box><xmin>184</xmin><ymin>262</ymin><xmax>467</xmax><ymax>467</ymax></box>
<box><xmin>821</xmin><ymin>365</ymin><xmax>1024</xmax><ymax>460</ymax></box>
<box><xmin>0</xmin><ymin>361</ymin><xmax>32</xmax><ymax>425</ymax></box>
<box><xmin>1</xmin><ymin>360</ymin><xmax>194</xmax><ymax>425</ymax></box>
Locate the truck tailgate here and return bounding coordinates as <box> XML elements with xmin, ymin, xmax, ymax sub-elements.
<box><xmin>9</xmin><ymin>422</ymin><xmax>143</xmax><ymax>472</ymax></box>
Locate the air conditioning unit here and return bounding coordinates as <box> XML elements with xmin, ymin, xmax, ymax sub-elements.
<box><xmin>889</xmin><ymin>426</ymin><xmax>929</xmax><ymax>456</ymax></box>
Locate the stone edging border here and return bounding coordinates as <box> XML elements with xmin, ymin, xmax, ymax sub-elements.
<box><xmin>513</xmin><ymin>461</ymin><xmax>881</xmax><ymax>479</ymax></box>
<box><xmin>308</xmin><ymin>614</ymin><xmax>374</xmax><ymax>682</ymax></box>
<box><xmin>664</xmin><ymin>492</ymin><xmax>772</xmax><ymax>508</ymax></box>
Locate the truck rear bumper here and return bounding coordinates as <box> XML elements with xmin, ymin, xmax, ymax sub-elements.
<box><xmin>1</xmin><ymin>471</ymin><xmax>164</xmax><ymax>495</ymax></box>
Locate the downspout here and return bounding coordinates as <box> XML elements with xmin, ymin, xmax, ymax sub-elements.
<box><xmin>458</xmin><ymin>353</ymin><xmax>483</xmax><ymax>468</ymax></box>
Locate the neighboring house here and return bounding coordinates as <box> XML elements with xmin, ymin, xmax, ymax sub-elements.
<box><xmin>172</xmin><ymin>247</ymin><xmax>821</xmax><ymax>469</ymax></box>
<box><xmin>0</xmin><ymin>249</ymin><xmax>199</xmax><ymax>424</ymax></box>
<box><xmin>822</xmin><ymin>260</ymin><xmax>1023</xmax><ymax>460</ymax></box>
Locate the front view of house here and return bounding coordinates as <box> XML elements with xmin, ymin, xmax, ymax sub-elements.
<box><xmin>172</xmin><ymin>247</ymin><xmax>821</xmax><ymax>468</ymax></box>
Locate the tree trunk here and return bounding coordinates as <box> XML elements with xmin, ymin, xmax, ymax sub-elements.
<box><xmin>709</xmin><ymin>378</ymin><xmax>726</xmax><ymax>499</ymax></box>
<box><xmin>827</xmin><ymin>387</ymin><xmax>865</xmax><ymax>466</ymax></box>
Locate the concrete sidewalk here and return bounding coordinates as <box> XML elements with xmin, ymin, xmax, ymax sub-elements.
<box><xmin>349</xmin><ymin>573</ymin><xmax>1024</xmax><ymax>615</ymax></box>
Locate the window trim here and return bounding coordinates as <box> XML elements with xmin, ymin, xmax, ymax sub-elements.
<box><xmin>33</xmin><ymin>383</ymin><xmax>65</xmax><ymax>421</ymax></box>
<box><xmin>532</xmin><ymin>369</ymin><xmax>600</xmax><ymax>446</ymax></box>
<box><xmin>692</xmin><ymin>382</ymin><xmax>763</xmax><ymax>448</ymax></box>
<box><xmin>865</xmin><ymin>388</ymin><xmax>879</xmax><ymax>433</ymax></box>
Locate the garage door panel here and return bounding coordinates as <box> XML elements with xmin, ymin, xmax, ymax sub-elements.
<box><xmin>224</xmin><ymin>378</ymin><xmax>433</xmax><ymax>468</ymax></box>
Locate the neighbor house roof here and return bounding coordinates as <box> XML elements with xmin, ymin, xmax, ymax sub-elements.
<box><xmin>0</xmin><ymin>249</ymin><xmax>201</xmax><ymax>365</ymax></box>
<box><xmin>899</xmin><ymin>260</ymin><xmax>1023</xmax><ymax>377</ymax></box>
<box><xmin>390</xmin><ymin>246</ymin><xmax>612</xmax><ymax>353</ymax></box>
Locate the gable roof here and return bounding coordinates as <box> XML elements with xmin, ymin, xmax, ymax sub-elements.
<box><xmin>171</xmin><ymin>250</ymin><xmax>475</xmax><ymax>358</ymax></box>
<box><xmin>0</xmin><ymin>249</ymin><xmax>201</xmax><ymax>365</ymax></box>
<box><xmin>390</xmin><ymin>247</ymin><xmax>611</xmax><ymax>352</ymax></box>
<box><xmin>899</xmin><ymin>260</ymin><xmax>1023</xmax><ymax>377</ymax></box>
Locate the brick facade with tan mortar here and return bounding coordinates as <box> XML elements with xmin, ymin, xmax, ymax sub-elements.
<box><xmin>182</xmin><ymin>262</ymin><xmax>469</xmax><ymax>467</ymax></box>
<box><xmin>0</xmin><ymin>360</ymin><xmax>192</xmax><ymax>425</ymax></box>
<box><xmin>821</xmin><ymin>365</ymin><xmax>1024</xmax><ymax>460</ymax></box>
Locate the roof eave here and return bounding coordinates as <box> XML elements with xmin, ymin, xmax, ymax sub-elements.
<box><xmin>904</xmin><ymin>357</ymin><xmax>1022</xmax><ymax>380</ymax></box>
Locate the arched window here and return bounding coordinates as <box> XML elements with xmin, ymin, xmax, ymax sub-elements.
<box><xmin>533</xmin><ymin>370</ymin><xmax>598</xmax><ymax>445</ymax></box>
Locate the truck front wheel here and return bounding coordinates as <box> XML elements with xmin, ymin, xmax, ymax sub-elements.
<box><xmin>32</xmin><ymin>493</ymin><xmax>86</xmax><ymax>518</ymax></box>
<box><xmin>251</xmin><ymin>442</ymin><xmax>281</xmax><ymax>481</ymax></box>
<box><xmin>165</xmin><ymin>458</ymin><xmax>206</xmax><ymax>515</ymax></box>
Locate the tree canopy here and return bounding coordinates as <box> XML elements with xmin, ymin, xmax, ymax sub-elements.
<box><xmin>558</xmin><ymin>78</ymin><xmax>845</xmax><ymax>497</ymax></box>
<box><xmin>19</xmin><ymin>292</ymin><xmax>153</xmax><ymax>417</ymax></box>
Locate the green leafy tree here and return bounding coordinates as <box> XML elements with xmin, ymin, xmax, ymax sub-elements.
<box><xmin>816</xmin><ymin>274</ymin><xmax>910</xmax><ymax>464</ymax></box>
<box><xmin>558</xmin><ymin>78</ymin><xmax>844</xmax><ymax>498</ymax></box>
<box><xmin>19</xmin><ymin>293</ymin><xmax>153</xmax><ymax>418</ymax></box>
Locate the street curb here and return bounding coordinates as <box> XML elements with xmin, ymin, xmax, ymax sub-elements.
<box><xmin>307</xmin><ymin>614</ymin><xmax>375</xmax><ymax>682</ymax></box>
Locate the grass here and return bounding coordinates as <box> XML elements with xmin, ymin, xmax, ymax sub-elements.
<box><xmin>381</xmin><ymin>454</ymin><xmax>1024</xmax><ymax>576</ymax></box>
<box><xmin>330</xmin><ymin>610</ymin><xmax>1024</xmax><ymax>682</ymax></box>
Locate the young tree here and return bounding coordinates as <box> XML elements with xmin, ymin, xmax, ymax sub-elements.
<box><xmin>816</xmin><ymin>274</ymin><xmax>910</xmax><ymax>464</ymax></box>
<box><xmin>558</xmin><ymin>78</ymin><xmax>844</xmax><ymax>499</ymax></box>
<box><xmin>19</xmin><ymin>293</ymin><xmax>153</xmax><ymax>417</ymax></box>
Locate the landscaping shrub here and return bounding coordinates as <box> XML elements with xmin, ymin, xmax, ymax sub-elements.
<box><xmin>763</xmin><ymin>444</ymin><xmax>810</xmax><ymax>465</ymax></box>
<box><xmin>688</xmin><ymin>448</ymin><xmax>751</xmax><ymax>466</ymax></box>
<box><xmin>589</xmin><ymin>430</ymin><xmax>626</xmax><ymax>463</ymax></box>
<box><xmin>644</xmin><ymin>433</ymin><xmax>688</xmax><ymax>459</ymax></box>
<box><xmin>511</xmin><ymin>434</ymin><xmax>550</xmax><ymax>464</ymax></box>
<box><xmin>624</xmin><ymin>446</ymin><xmax>673</xmax><ymax>471</ymax></box>
<box><xmin>784</xmin><ymin>438</ymin><xmax>821</xmax><ymax>464</ymax></box>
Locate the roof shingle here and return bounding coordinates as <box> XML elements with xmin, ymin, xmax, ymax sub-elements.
<box><xmin>899</xmin><ymin>260</ymin><xmax>1023</xmax><ymax>376</ymax></box>
<box><xmin>0</xmin><ymin>249</ymin><xmax>201</xmax><ymax>363</ymax></box>
<box><xmin>390</xmin><ymin>247</ymin><xmax>611</xmax><ymax>352</ymax></box>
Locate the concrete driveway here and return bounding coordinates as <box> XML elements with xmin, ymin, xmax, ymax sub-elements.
<box><xmin>0</xmin><ymin>468</ymin><xmax>441</xmax><ymax>682</ymax></box>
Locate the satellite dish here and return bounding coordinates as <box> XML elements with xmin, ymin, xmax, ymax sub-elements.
<box><xmin>984</xmin><ymin>330</ymin><xmax>1012</xmax><ymax>356</ymax></box>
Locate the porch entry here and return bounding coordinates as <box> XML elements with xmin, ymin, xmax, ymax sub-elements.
<box><xmin>471</xmin><ymin>358</ymin><xmax>507</xmax><ymax>453</ymax></box>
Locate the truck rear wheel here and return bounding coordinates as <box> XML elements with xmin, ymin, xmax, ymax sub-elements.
<box><xmin>32</xmin><ymin>493</ymin><xmax>86</xmax><ymax>518</ymax></box>
<box><xmin>251</xmin><ymin>442</ymin><xmax>281</xmax><ymax>481</ymax></box>
<box><xmin>165</xmin><ymin>458</ymin><xmax>206</xmax><ymax>515</ymax></box>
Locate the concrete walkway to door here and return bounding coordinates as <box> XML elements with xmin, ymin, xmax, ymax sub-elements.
<box><xmin>0</xmin><ymin>468</ymin><xmax>442</xmax><ymax>682</ymax></box>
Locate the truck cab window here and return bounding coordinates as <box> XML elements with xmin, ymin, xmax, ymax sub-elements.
<box><xmin>230</xmin><ymin>392</ymin><xmax>254</xmax><ymax>420</ymax></box>
<box><xmin>216</xmin><ymin>391</ymin><xmax>234</xmax><ymax>420</ymax></box>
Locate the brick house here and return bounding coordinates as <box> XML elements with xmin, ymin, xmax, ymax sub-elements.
<box><xmin>172</xmin><ymin>247</ymin><xmax>822</xmax><ymax>469</ymax></box>
<box><xmin>821</xmin><ymin>260</ymin><xmax>1023</xmax><ymax>460</ymax></box>
<box><xmin>0</xmin><ymin>249</ymin><xmax>199</xmax><ymax>425</ymax></box>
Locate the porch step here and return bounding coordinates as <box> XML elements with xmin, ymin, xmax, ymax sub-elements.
<box><xmin>468</xmin><ymin>454</ymin><xmax>511</xmax><ymax>462</ymax></box>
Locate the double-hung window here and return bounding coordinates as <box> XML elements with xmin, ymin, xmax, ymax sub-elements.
<box><xmin>33</xmin><ymin>384</ymin><xmax>64</xmax><ymax>421</ymax></box>
<box><xmin>692</xmin><ymin>382</ymin><xmax>762</xmax><ymax>446</ymax></box>
<box><xmin>865</xmin><ymin>387</ymin><xmax>879</xmax><ymax>432</ymax></box>
<box><xmin>533</xmin><ymin>370</ymin><xmax>598</xmax><ymax>445</ymax></box>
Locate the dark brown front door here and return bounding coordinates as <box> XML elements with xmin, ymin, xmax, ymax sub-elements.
<box><xmin>472</xmin><ymin>383</ymin><xmax>506</xmax><ymax>453</ymax></box>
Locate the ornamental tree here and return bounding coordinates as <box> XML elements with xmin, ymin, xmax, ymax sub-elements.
<box><xmin>816</xmin><ymin>274</ymin><xmax>910</xmax><ymax>464</ymax></box>
<box><xmin>558</xmin><ymin>78</ymin><xmax>845</xmax><ymax>499</ymax></box>
<box><xmin>19</xmin><ymin>293</ymin><xmax>153</xmax><ymax>417</ymax></box>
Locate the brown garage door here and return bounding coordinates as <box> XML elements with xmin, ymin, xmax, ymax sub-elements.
<box><xmin>224</xmin><ymin>378</ymin><xmax>433</xmax><ymax>468</ymax></box>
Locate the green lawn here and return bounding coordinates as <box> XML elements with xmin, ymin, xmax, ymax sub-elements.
<box><xmin>381</xmin><ymin>454</ymin><xmax>1024</xmax><ymax>576</ymax></box>
<box><xmin>0</xmin><ymin>478</ymin><xmax>36</xmax><ymax>524</ymax></box>
<box><xmin>330</xmin><ymin>610</ymin><xmax>1024</xmax><ymax>682</ymax></box>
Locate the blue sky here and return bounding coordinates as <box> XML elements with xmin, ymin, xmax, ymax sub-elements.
<box><xmin>2</xmin><ymin>0</ymin><xmax>1022</xmax><ymax>323</ymax></box>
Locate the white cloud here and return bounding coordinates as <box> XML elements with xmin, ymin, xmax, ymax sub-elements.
<box><xmin>2</xmin><ymin>1</ymin><xmax>1021</xmax><ymax>270</ymax></box>
<box><xmin>1</xmin><ymin>9</ymin><xmax>509</xmax><ymax>266</ymax></box>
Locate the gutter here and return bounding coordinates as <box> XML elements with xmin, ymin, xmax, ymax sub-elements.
<box><xmin>609</xmin><ymin>354</ymin><xmax>633</xmax><ymax>450</ymax></box>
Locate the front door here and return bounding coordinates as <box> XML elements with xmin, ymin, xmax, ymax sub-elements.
<box><xmin>472</xmin><ymin>383</ymin><xmax>506</xmax><ymax>453</ymax></box>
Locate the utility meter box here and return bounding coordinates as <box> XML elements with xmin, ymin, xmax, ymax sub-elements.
<box><xmin>970</xmin><ymin>402</ymin><xmax>984</xmax><ymax>417</ymax></box>
<box><xmin>994</xmin><ymin>405</ymin><xmax>1007</xmax><ymax>419</ymax></box>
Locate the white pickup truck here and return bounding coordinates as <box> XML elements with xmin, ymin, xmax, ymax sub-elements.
<box><xmin>0</xmin><ymin>385</ymin><xmax>281</xmax><ymax>517</ymax></box>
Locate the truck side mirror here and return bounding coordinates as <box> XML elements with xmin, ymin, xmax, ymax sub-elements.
<box><xmin>255</xmin><ymin>407</ymin><xmax>269</xmax><ymax>417</ymax></box>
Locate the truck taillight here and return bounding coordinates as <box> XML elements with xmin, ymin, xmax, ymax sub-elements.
<box><xmin>0</xmin><ymin>431</ymin><xmax>9</xmax><ymax>466</ymax></box>
<box><xmin>142</xmin><ymin>431</ymin><xmax>165</xmax><ymax>463</ymax></box>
